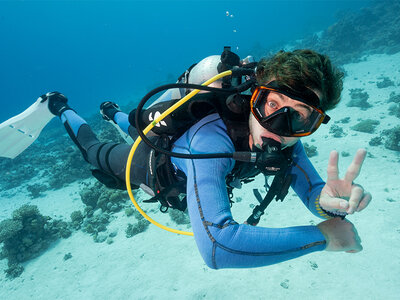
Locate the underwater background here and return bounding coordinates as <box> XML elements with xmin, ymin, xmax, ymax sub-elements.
<box><xmin>0</xmin><ymin>0</ymin><xmax>369</xmax><ymax>120</ymax></box>
<box><xmin>1</xmin><ymin>0</ymin><xmax>400</xmax><ymax>299</ymax></box>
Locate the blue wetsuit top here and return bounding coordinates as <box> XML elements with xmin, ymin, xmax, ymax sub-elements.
<box><xmin>169</xmin><ymin>113</ymin><xmax>329</xmax><ymax>269</ymax></box>
<box><xmin>101</xmin><ymin>110</ymin><xmax>329</xmax><ymax>269</ymax></box>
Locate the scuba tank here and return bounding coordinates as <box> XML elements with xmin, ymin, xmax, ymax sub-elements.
<box><xmin>129</xmin><ymin>47</ymin><xmax>256</xmax><ymax>140</ymax></box>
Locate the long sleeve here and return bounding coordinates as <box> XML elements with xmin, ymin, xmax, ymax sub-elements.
<box><xmin>290</xmin><ymin>141</ymin><xmax>331</xmax><ymax>219</ymax></box>
<box><xmin>171</xmin><ymin>113</ymin><xmax>326</xmax><ymax>269</ymax></box>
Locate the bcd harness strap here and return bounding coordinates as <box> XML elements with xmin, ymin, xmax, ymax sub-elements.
<box><xmin>246</xmin><ymin>172</ymin><xmax>293</xmax><ymax>226</ymax></box>
<box><xmin>142</xmin><ymin>134</ymin><xmax>187</xmax><ymax>212</ymax></box>
<box><xmin>227</xmin><ymin>146</ymin><xmax>294</xmax><ymax>226</ymax></box>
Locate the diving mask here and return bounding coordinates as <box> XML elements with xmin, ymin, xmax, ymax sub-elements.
<box><xmin>250</xmin><ymin>81</ymin><xmax>330</xmax><ymax>137</ymax></box>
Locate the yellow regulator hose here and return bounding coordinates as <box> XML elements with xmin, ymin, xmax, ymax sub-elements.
<box><xmin>125</xmin><ymin>70</ymin><xmax>233</xmax><ymax>236</ymax></box>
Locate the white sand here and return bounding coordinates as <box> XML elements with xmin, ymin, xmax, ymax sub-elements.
<box><xmin>1</xmin><ymin>52</ymin><xmax>400</xmax><ymax>299</ymax></box>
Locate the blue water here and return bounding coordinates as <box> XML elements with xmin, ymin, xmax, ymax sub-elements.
<box><xmin>0</xmin><ymin>0</ymin><xmax>370</xmax><ymax>121</ymax></box>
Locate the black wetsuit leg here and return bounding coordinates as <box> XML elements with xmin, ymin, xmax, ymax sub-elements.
<box><xmin>61</xmin><ymin>110</ymin><xmax>152</xmax><ymax>191</ymax></box>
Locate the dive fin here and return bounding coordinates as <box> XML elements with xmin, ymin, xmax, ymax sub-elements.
<box><xmin>100</xmin><ymin>101</ymin><xmax>134</xmax><ymax>145</ymax></box>
<box><xmin>0</xmin><ymin>96</ymin><xmax>54</xmax><ymax>159</ymax></box>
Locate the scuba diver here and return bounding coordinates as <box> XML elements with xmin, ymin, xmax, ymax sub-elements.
<box><xmin>0</xmin><ymin>48</ymin><xmax>372</xmax><ymax>269</ymax></box>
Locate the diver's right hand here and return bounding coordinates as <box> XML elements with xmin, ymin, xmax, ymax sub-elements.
<box><xmin>317</xmin><ymin>217</ymin><xmax>362</xmax><ymax>253</ymax></box>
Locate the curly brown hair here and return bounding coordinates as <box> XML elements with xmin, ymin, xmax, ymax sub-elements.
<box><xmin>255</xmin><ymin>49</ymin><xmax>344</xmax><ymax>111</ymax></box>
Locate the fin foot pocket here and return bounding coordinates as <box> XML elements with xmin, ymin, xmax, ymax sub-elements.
<box><xmin>100</xmin><ymin>102</ymin><xmax>121</xmax><ymax>123</ymax></box>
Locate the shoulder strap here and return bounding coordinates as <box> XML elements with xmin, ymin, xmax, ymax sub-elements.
<box><xmin>143</xmin><ymin>134</ymin><xmax>187</xmax><ymax>212</ymax></box>
<box><xmin>246</xmin><ymin>172</ymin><xmax>292</xmax><ymax>226</ymax></box>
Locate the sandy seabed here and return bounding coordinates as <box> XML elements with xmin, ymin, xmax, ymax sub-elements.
<box><xmin>1</xmin><ymin>52</ymin><xmax>399</xmax><ymax>300</ymax></box>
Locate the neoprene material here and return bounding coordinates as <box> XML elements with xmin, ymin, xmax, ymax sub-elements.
<box><xmin>170</xmin><ymin>113</ymin><xmax>327</xmax><ymax>269</ymax></box>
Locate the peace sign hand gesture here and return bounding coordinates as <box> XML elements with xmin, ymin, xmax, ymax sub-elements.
<box><xmin>319</xmin><ymin>149</ymin><xmax>372</xmax><ymax>216</ymax></box>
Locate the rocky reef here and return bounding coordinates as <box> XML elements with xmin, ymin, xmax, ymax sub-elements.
<box><xmin>303</xmin><ymin>142</ymin><xmax>318</xmax><ymax>158</ymax></box>
<box><xmin>351</xmin><ymin>119</ymin><xmax>380</xmax><ymax>134</ymax></box>
<box><xmin>296</xmin><ymin>1</ymin><xmax>400</xmax><ymax>65</ymax></box>
<box><xmin>0</xmin><ymin>135</ymin><xmax>91</xmax><ymax>193</ymax></box>
<box><xmin>168</xmin><ymin>209</ymin><xmax>191</xmax><ymax>225</ymax></box>
<box><xmin>249</xmin><ymin>1</ymin><xmax>400</xmax><ymax>66</ymax></box>
<box><xmin>329</xmin><ymin>124</ymin><xmax>347</xmax><ymax>138</ymax></box>
<box><xmin>80</xmin><ymin>181</ymin><xmax>128</xmax><ymax>214</ymax></box>
<box><xmin>0</xmin><ymin>205</ymin><xmax>71</xmax><ymax>279</ymax></box>
<box><xmin>347</xmin><ymin>89</ymin><xmax>371</xmax><ymax>110</ymax></box>
<box><xmin>388</xmin><ymin>92</ymin><xmax>400</xmax><ymax>118</ymax></box>
<box><xmin>78</xmin><ymin>181</ymin><xmax>129</xmax><ymax>241</ymax></box>
<box><xmin>382</xmin><ymin>126</ymin><xmax>400</xmax><ymax>152</ymax></box>
<box><xmin>125</xmin><ymin>218</ymin><xmax>150</xmax><ymax>238</ymax></box>
<box><xmin>377</xmin><ymin>76</ymin><xmax>395</xmax><ymax>89</ymax></box>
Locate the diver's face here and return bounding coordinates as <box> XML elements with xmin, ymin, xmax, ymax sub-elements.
<box><xmin>249</xmin><ymin>89</ymin><xmax>322</xmax><ymax>149</ymax></box>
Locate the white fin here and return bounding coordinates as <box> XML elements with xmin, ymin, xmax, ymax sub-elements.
<box><xmin>0</xmin><ymin>97</ymin><xmax>54</xmax><ymax>159</ymax></box>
